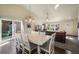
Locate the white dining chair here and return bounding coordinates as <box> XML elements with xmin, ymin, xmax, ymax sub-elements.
<box><xmin>31</xmin><ymin>31</ymin><xmax>39</xmax><ymax>34</ymax></box>
<box><xmin>39</xmin><ymin>32</ymin><xmax>45</xmax><ymax>35</ymax></box>
<box><xmin>15</xmin><ymin>33</ymin><xmax>24</xmax><ymax>54</ymax></box>
<box><xmin>21</xmin><ymin>33</ymin><xmax>37</xmax><ymax>54</ymax></box>
<box><xmin>40</xmin><ymin>33</ymin><xmax>56</xmax><ymax>54</ymax></box>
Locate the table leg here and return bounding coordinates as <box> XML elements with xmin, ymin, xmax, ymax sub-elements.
<box><xmin>37</xmin><ymin>45</ymin><xmax>40</xmax><ymax>54</ymax></box>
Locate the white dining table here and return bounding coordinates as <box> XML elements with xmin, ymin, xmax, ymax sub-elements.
<box><xmin>27</xmin><ymin>33</ymin><xmax>51</xmax><ymax>54</ymax></box>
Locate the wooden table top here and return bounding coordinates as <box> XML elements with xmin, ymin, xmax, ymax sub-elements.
<box><xmin>27</xmin><ymin>33</ymin><xmax>51</xmax><ymax>45</ymax></box>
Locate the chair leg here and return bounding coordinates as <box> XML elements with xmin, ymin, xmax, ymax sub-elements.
<box><xmin>45</xmin><ymin>52</ymin><xmax>48</xmax><ymax>54</ymax></box>
<box><xmin>37</xmin><ymin>45</ymin><xmax>40</xmax><ymax>54</ymax></box>
<box><xmin>22</xmin><ymin>47</ymin><xmax>25</xmax><ymax>54</ymax></box>
<box><xmin>49</xmin><ymin>51</ymin><xmax>51</xmax><ymax>54</ymax></box>
<box><xmin>52</xmin><ymin>50</ymin><xmax>54</xmax><ymax>54</ymax></box>
<box><xmin>16</xmin><ymin>47</ymin><xmax>20</xmax><ymax>54</ymax></box>
<box><xmin>29</xmin><ymin>50</ymin><xmax>31</xmax><ymax>54</ymax></box>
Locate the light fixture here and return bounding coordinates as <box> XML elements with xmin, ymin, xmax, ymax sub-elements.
<box><xmin>26</xmin><ymin>5</ymin><xmax>32</xmax><ymax>29</ymax></box>
<box><xmin>54</xmin><ymin>4</ymin><xmax>60</xmax><ymax>9</ymax></box>
<box><xmin>46</xmin><ymin>18</ymin><xmax>49</xmax><ymax>21</ymax></box>
<box><xmin>25</xmin><ymin>17</ymin><xmax>28</xmax><ymax>22</ymax></box>
<box><xmin>28</xmin><ymin>5</ymin><xmax>32</xmax><ymax>23</ymax></box>
<box><xmin>29</xmin><ymin>16</ymin><xmax>32</xmax><ymax>23</ymax></box>
<box><xmin>25</xmin><ymin>20</ymin><xmax>28</xmax><ymax>22</ymax></box>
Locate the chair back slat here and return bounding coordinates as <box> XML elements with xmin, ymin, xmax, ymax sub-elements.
<box><xmin>21</xmin><ymin>32</ymin><xmax>30</xmax><ymax>49</ymax></box>
<box><xmin>49</xmin><ymin>33</ymin><xmax>56</xmax><ymax>53</ymax></box>
<box><xmin>16</xmin><ymin>33</ymin><xmax>23</xmax><ymax>45</ymax></box>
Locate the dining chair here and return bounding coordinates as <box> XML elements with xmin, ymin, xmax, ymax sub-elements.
<box><xmin>40</xmin><ymin>33</ymin><xmax>56</xmax><ymax>54</ymax></box>
<box><xmin>31</xmin><ymin>31</ymin><xmax>39</xmax><ymax>34</ymax></box>
<box><xmin>15</xmin><ymin>33</ymin><xmax>24</xmax><ymax>54</ymax></box>
<box><xmin>39</xmin><ymin>32</ymin><xmax>45</xmax><ymax>35</ymax></box>
<box><xmin>21</xmin><ymin>33</ymin><xmax>37</xmax><ymax>54</ymax></box>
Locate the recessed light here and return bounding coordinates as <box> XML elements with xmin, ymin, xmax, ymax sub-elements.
<box><xmin>46</xmin><ymin>18</ymin><xmax>49</xmax><ymax>22</ymax></box>
<box><xmin>54</xmin><ymin>4</ymin><xmax>60</xmax><ymax>9</ymax></box>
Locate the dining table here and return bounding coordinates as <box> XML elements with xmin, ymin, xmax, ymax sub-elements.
<box><xmin>27</xmin><ymin>33</ymin><xmax>51</xmax><ymax>54</ymax></box>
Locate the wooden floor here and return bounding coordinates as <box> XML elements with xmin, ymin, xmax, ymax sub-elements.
<box><xmin>0</xmin><ymin>36</ymin><xmax>79</xmax><ymax>54</ymax></box>
<box><xmin>16</xmin><ymin>47</ymin><xmax>69</xmax><ymax>54</ymax></box>
<box><xmin>55</xmin><ymin>36</ymin><xmax>79</xmax><ymax>54</ymax></box>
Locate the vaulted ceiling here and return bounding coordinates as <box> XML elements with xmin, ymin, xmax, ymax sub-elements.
<box><xmin>19</xmin><ymin>4</ymin><xmax>78</xmax><ymax>22</ymax></box>
<box><xmin>0</xmin><ymin>4</ymin><xmax>78</xmax><ymax>22</ymax></box>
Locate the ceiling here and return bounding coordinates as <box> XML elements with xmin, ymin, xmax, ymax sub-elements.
<box><xmin>19</xmin><ymin>4</ymin><xmax>78</xmax><ymax>23</ymax></box>
<box><xmin>0</xmin><ymin>4</ymin><xmax>78</xmax><ymax>23</ymax></box>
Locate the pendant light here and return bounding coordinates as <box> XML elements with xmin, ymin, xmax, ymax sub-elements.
<box><xmin>29</xmin><ymin>5</ymin><xmax>32</xmax><ymax>23</ymax></box>
<box><xmin>27</xmin><ymin>5</ymin><xmax>32</xmax><ymax>28</ymax></box>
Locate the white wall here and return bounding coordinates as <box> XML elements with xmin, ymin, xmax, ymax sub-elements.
<box><xmin>0</xmin><ymin>20</ymin><xmax>2</xmax><ymax>43</ymax></box>
<box><xmin>44</xmin><ymin>19</ymin><xmax>77</xmax><ymax>36</ymax></box>
<box><xmin>0</xmin><ymin>4</ymin><xmax>78</xmax><ymax>36</ymax></box>
<box><xmin>0</xmin><ymin>5</ymin><xmax>28</xmax><ymax>19</ymax></box>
